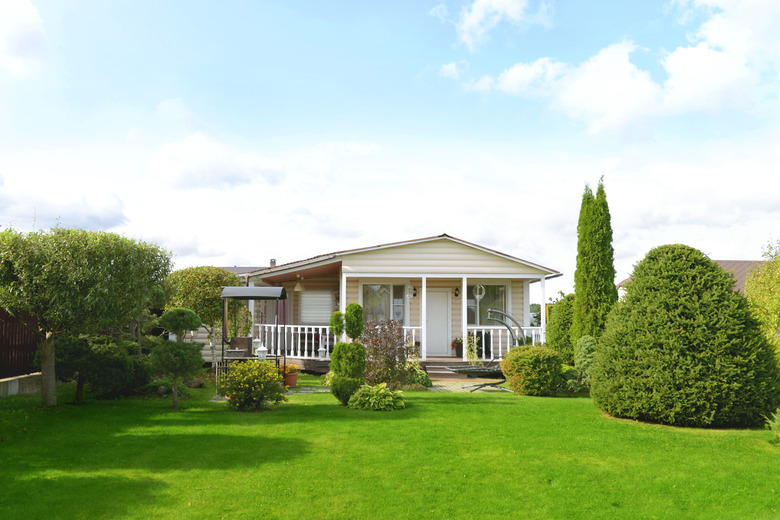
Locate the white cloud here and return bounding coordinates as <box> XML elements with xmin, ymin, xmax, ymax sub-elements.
<box><xmin>457</xmin><ymin>0</ymin><xmax>529</xmax><ymax>51</ymax></box>
<box><xmin>153</xmin><ymin>133</ymin><xmax>284</xmax><ymax>189</ymax></box>
<box><xmin>429</xmin><ymin>4</ymin><xmax>449</xmax><ymax>23</ymax></box>
<box><xmin>439</xmin><ymin>60</ymin><xmax>469</xmax><ymax>80</ymax></box>
<box><xmin>0</xmin><ymin>0</ymin><xmax>47</xmax><ymax>77</ymax></box>
<box><xmin>464</xmin><ymin>0</ymin><xmax>780</xmax><ymax>134</ymax></box>
<box><xmin>155</xmin><ymin>98</ymin><xmax>197</xmax><ymax>125</ymax></box>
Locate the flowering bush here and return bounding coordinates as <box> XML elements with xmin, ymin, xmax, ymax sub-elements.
<box><xmin>279</xmin><ymin>363</ymin><xmax>298</xmax><ymax>375</ymax></box>
<box><xmin>218</xmin><ymin>360</ymin><xmax>287</xmax><ymax>411</ymax></box>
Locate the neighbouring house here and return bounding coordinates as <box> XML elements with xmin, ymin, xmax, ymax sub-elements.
<box><xmin>244</xmin><ymin>234</ymin><xmax>561</xmax><ymax>364</ymax></box>
<box><xmin>617</xmin><ymin>259</ymin><xmax>764</xmax><ymax>298</ymax></box>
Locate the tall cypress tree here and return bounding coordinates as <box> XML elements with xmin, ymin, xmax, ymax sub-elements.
<box><xmin>571</xmin><ymin>177</ymin><xmax>617</xmax><ymax>344</ymax></box>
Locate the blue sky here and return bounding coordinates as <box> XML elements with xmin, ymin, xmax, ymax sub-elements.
<box><xmin>2</xmin><ymin>0</ymin><xmax>779</xmax><ymax>301</ymax></box>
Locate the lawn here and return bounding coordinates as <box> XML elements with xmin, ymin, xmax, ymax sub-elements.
<box><xmin>1</xmin><ymin>384</ymin><xmax>779</xmax><ymax>520</ymax></box>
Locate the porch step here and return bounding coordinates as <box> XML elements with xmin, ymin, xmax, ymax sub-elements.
<box><xmin>422</xmin><ymin>358</ymin><xmax>471</xmax><ymax>380</ymax></box>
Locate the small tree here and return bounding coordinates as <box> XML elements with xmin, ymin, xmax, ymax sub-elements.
<box><xmin>0</xmin><ymin>228</ymin><xmax>171</xmax><ymax>406</ymax></box>
<box><xmin>165</xmin><ymin>266</ymin><xmax>248</xmax><ymax>344</ymax></box>
<box><xmin>571</xmin><ymin>178</ymin><xmax>617</xmax><ymax>345</ymax></box>
<box><xmin>152</xmin><ymin>308</ymin><xmax>204</xmax><ymax>409</ymax></box>
<box><xmin>328</xmin><ymin>304</ymin><xmax>367</xmax><ymax>405</ymax></box>
<box><xmin>361</xmin><ymin>320</ymin><xmax>414</xmax><ymax>389</ymax></box>
<box><xmin>745</xmin><ymin>240</ymin><xmax>780</xmax><ymax>356</ymax></box>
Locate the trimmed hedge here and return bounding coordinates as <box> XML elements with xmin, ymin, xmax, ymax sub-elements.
<box><xmin>501</xmin><ymin>346</ymin><xmax>563</xmax><ymax>396</ymax></box>
<box><xmin>591</xmin><ymin>244</ymin><xmax>780</xmax><ymax>427</ymax></box>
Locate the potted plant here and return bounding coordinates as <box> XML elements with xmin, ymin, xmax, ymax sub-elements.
<box><xmin>280</xmin><ymin>363</ymin><xmax>298</xmax><ymax>387</ymax></box>
<box><xmin>451</xmin><ymin>338</ymin><xmax>463</xmax><ymax>358</ymax></box>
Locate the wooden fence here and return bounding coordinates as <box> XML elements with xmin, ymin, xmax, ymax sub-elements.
<box><xmin>0</xmin><ymin>308</ymin><xmax>40</xmax><ymax>379</ymax></box>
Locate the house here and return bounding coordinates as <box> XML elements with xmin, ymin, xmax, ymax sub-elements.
<box><xmin>244</xmin><ymin>234</ymin><xmax>561</xmax><ymax>365</ymax></box>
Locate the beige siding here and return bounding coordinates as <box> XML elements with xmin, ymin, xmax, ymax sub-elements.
<box><xmin>511</xmin><ymin>279</ymin><xmax>525</xmax><ymax>326</ymax></box>
<box><xmin>343</xmin><ymin>239</ymin><xmax>549</xmax><ymax>276</ymax></box>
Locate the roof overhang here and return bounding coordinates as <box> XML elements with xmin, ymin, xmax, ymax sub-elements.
<box><xmin>221</xmin><ymin>286</ymin><xmax>287</xmax><ymax>300</ymax></box>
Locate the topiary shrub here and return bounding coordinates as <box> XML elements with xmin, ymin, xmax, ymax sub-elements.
<box><xmin>545</xmin><ymin>293</ymin><xmax>575</xmax><ymax>364</ymax></box>
<box><xmin>330</xmin><ymin>375</ymin><xmax>364</xmax><ymax>406</ymax></box>
<box><xmin>329</xmin><ymin>341</ymin><xmax>366</xmax><ymax>405</ymax></box>
<box><xmin>329</xmin><ymin>342</ymin><xmax>366</xmax><ymax>378</ymax></box>
<box><xmin>591</xmin><ymin>244</ymin><xmax>780</xmax><ymax>428</ymax></box>
<box><xmin>501</xmin><ymin>346</ymin><xmax>563</xmax><ymax>396</ymax></box>
<box><xmin>158</xmin><ymin>307</ymin><xmax>202</xmax><ymax>340</ymax></box>
<box><xmin>348</xmin><ymin>383</ymin><xmax>405</xmax><ymax>411</ymax></box>
<box><xmin>344</xmin><ymin>303</ymin><xmax>364</xmax><ymax>341</ymax></box>
<box><xmin>218</xmin><ymin>360</ymin><xmax>287</xmax><ymax>411</ymax></box>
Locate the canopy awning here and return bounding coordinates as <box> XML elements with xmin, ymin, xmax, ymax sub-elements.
<box><xmin>220</xmin><ymin>286</ymin><xmax>287</xmax><ymax>300</ymax></box>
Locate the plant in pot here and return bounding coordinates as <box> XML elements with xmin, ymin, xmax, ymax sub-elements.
<box><xmin>280</xmin><ymin>363</ymin><xmax>298</xmax><ymax>387</ymax></box>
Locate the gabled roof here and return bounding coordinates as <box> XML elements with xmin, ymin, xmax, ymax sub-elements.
<box><xmin>246</xmin><ymin>234</ymin><xmax>561</xmax><ymax>283</ymax></box>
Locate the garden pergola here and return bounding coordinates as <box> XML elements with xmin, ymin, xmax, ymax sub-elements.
<box><xmin>220</xmin><ymin>286</ymin><xmax>288</xmax><ymax>369</ymax></box>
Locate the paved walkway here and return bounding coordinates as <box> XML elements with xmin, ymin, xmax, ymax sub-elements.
<box><xmin>286</xmin><ymin>379</ymin><xmax>510</xmax><ymax>395</ymax></box>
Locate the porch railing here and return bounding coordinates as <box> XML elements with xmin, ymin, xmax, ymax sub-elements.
<box><xmin>253</xmin><ymin>324</ymin><xmax>541</xmax><ymax>361</ymax></box>
<box><xmin>464</xmin><ymin>326</ymin><xmax>543</xmax><ymax>361</ymax></box>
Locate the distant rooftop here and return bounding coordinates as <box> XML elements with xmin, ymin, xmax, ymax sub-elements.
<box><xmin>219</xmin><ymin>266</ymin><xmax>267</xmax><ymax>275</ymax></box>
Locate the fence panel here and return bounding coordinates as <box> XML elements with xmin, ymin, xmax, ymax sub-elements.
<box><xmin>0</xmin><ymin>308</ymin><xmax>40</xmax><ymax>379</ymax></box>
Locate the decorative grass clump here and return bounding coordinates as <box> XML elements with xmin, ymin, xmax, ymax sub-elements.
<box><xmin>592</xmin><ymin>244</ymin><xmax>780</xmax><ymax>427</ymax></box>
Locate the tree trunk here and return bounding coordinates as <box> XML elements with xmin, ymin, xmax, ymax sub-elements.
<box><xmin>172</xmin><ymin>379</ymin><xmax>179</xmax><ymax>410</ymax></box>
<box><xmin>75</xmin><ymin>374</ymin><xmax>84</xmax><ymax>403</ymax></box>
<box><xmin>40</xmin><ymin>335</ymin><xmax>57</xmax><ymax>407</ymax></box>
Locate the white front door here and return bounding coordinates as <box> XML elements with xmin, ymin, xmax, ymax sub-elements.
<box><xmin>426</xmin><ymin>290</ymin><xmax>451</xmax><ymax>356</ymax></box>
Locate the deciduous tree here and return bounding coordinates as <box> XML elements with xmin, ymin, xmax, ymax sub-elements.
<box><xmin>745</xmin><ymin>240</ymin><xmax>780</xmax><ymax>356</ymax></box>
<box><xmin>0</xmin><ymin>228</ymin><xmax>171</xmax><ymax>406</ymax></box>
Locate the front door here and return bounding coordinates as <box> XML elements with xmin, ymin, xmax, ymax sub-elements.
<box><xmin>426</xmin><ymin>290</ymin><xmax>451</xmax><ymax>356</ymax></box>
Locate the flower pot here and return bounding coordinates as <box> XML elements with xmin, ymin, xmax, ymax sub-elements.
<box><xmin>284</xmin><ymin>373</ymin><xmax>298</xmax><ymax>387</ymax></box>
<box><xmin>454</xmin><ymin>345</ymin><xmax>463</xmax><ymax>357</ymax></box>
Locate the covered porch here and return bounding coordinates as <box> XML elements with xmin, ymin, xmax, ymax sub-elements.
<box><xmin>246</xmin><ymin>235</ymin><xmax>560</xmax><ymax>362</ymax></box>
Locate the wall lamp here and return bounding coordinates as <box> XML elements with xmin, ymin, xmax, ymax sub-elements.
<box><xmin>454</xmin><ymin>287</ymin><xmax>460</xmax><ymax>297</ymax></box>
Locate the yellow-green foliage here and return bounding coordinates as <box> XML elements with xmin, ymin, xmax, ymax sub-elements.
<box><xmin>218</xmin><ymin>360</ymin><xmax>287</xmax><ymax>411</ymax></box>
<box><xmin>745</xmin><ymin>241</ymin><xmax>780</xmax><ymax>356</ymax></box>
<box><xmin>348</xmin><ymin>383</ymin><xmax>405</xmax><ymax>411</ymax></box>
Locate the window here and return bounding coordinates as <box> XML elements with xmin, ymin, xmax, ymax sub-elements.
<box><xmin>467</xmin><ymin>285</ymin><xmax>506</xmax><ymax>326</ymax></box>
<box><xmin>299</xmin><ymin>291</ymin><xmax>336</xmax><ymax>325</ymax></box>
<box><xmin>363</xmin><ymin>284</ymin><xmax>405</xmax><ymax>324</ymax></box>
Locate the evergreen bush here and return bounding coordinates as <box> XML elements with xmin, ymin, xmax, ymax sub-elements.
<box><xmin>329</xmin><ymin>342</ymin><xmax>366</xmax><ymax>378</ymax></box>
<box><xmin>591</xmin><ymin>244</ymin><xmax>780</xmax><ymax>427</ymax></box>
<box><xmin>330</xmin><ymin>375</ymin><xmax>364</xmax><ymax>406</ymax></box>
<box><xmin>546</xmin><ymin>293</ymin><xmax>575</xmax><ymax>364</ymax></box>
<box><xmin>574</xmin><ymin>335</ymin><xmax>597</xmax><ymax>387</ymax></box>
<box><xmin>501</xmin><ymin>346</ymin><xmax>563</xmax><ymax>396</ymax></box>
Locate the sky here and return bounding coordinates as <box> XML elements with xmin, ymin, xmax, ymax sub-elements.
<box><xmin>1</xmin><ymin>0</ymin><xmax>779</xmax><ymax>303</ymax></box>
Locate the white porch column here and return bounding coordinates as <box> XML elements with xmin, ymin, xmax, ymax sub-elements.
<box><xmin>421</xmin><ymin>276</ymin><xmax>427</xmax><ymax>360</ymax></box>
<box><xmin>340</xmin><ymin>272</ymin><xmax>347</xmax><ymax>342</ymax></box>
<box><xmin>540</xmin><ymin>276</ymin><xmax>547</xmax><ymax>343</ymax></box>
<box><xmin>461</xmin><ymin>277</ymin><xmax>468</xmax><ymax>361</ymax></box>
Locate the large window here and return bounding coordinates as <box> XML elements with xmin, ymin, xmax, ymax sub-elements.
<box><xmin>363</xmin><ymin>284</ymin><xmax>405</xmax><ymax>323</ymax></box>
<box><xmin>467</xmin><ymin>284</ymin><xmax>506</xmax><ymax>326</ymax></box>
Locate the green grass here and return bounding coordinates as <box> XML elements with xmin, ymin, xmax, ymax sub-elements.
<box><xmin>2</xmin><ymin>385</ymin><xmax>779</xmax><ymax>519</ymax></box>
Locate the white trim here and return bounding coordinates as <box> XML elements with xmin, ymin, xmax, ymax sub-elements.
<box><xmin>342</xmin><ymin>272</ymin><xmax>548</xmax><ymax>279</ymax></box>
<box><xmin>421</xmin><ymin>276</ymin><xmax>427</xmax><ymax>360</ymax></box>
<box><xmin>461</xmin><ymin>276</ymin><xmax>467</xmax><ymax>361</ymax></box>
<box><xmin>540</xmin><ymin>276</ymin><xmax>547</xmax><ymax>343</ymax></box>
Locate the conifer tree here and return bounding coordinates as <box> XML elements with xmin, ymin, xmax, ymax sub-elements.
<box><xmin>571</xmin><ymin>177</ymin><xmax>617</xmax><ymax>344</ymax></box>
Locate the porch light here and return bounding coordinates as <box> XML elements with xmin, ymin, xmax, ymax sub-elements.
<box><xmin>294</xmin><ymin>274</ymin><xmax>304</xmax><ymax>292</ymax></box>
<box><xmin>413</xmin><ymin>287</ymin><xmax>417</xmax><ymax>297</ymax></box>
<box><xmin>454</xmin><ymin>287</ymin><xmax>460</xmax><ymax>297</ymax></box>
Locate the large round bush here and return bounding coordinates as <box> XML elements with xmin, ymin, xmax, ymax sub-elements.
<box><xmin>591</xmin><ymin>244</ymin><xmax>780</xmax><ymax>427</ymax></box>
<box><xmin>501</xmin><ymin>346</ymin><xmax>563</xmax><ymax>396</ymax></box>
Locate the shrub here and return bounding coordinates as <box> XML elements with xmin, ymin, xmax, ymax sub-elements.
<box><xmin>329</xmin><ymin>311</ymin><xmax>345</xmax><ymax>338</ymax></box>
<box><xmin>591</xmin><ymin>244</ymin><xmax>780</xmax><ymax>427</ymax></box>
<box><xmin>146</xmin><ymin>377</ymin><xmax>192</xmax><ymax>399</ymax></box>
<box><xmin>574</xmin><ymin>335</ymin><xmax>597</xmax><ymax>388</ymax></box>
<box><xmin>546</xmin><ymin>294</ymin><xmax>575</xmax><ymax>364</ymax></box>
<box><xmin>218</xmin><ymin>360</ymin><xmax>287</xmax><ymax>411</ymax></box>
<box><xmin>361</xmin><ymin>320</ymin><xmax>415</xmax><ymax>389</ymax></box>
<box><xmin>406</xmin><ymin>358</ymin><xmax>433</xmax><ymax>388</ymax></box>
<box><xmin>85</xmin><ymin>336</ymin><xmax>152</xmax><ymax>399</ymax></box>
<box><xmin>158</xmin><ymin>307</ymin><xmax>202</xmax><ymax>340</ymax></box>
<box><xmin>344</xmin><ymin>303</ymin><xmax>364</xmax><ymax>340</ymax></box>
<box><xmin>330</xmin><ymin>375</ymin><xmax>363</xmax><ymax>406</ymax></box>
<box><xmin>765</xmin><ymin>409</ymin><xmax>780</xmax><ymax>443</ymax></box>
<box><xmin>320</xmin><ymin>370</ymin><xmax>335</xmax><ymax>387</ymax></box>
<box><xmin>149</xmin><ymin>340</ymin><xmax>204</xmax><ymax>409</ymax></box>
<box><xmin>348</xmin><ymin>383</ymin><xmax>405</xmax><ymax>411</ymax></box>
<box><xmin>329</xmin><ymin>342</ymin><xmax>366</xmax><ymax>378</ymax></box>
<box><xmin>501</xmin><ymin>346</ymin><xmax>563</xmax><ymax>396</ymax></box>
